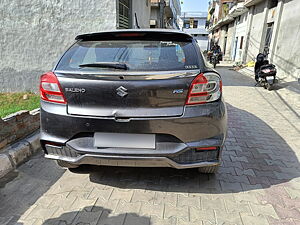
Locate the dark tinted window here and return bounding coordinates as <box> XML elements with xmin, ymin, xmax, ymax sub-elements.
<box><xmin>56</xmin><ymin>40</ymin><xmax>199</xmax><ymax>72</ymax></box>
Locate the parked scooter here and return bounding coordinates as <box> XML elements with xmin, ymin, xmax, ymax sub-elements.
<box><xmin>254</xmin><ymin>53</ymin><xmax>277</xmax><ymax>91</ymax></box>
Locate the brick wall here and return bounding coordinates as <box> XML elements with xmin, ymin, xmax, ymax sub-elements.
<box><xmin>0</xmin><ymin>109</ymin><xmax>40</xmax><ymax>150</ymax></box>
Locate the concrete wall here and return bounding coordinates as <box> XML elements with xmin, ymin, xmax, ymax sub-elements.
<box><xmin>182</xmin><ymin>16</ymin><xmax>208</xmax><ymax>51</ymax></box>
<box><xmin>195</xmin><ymin>36</ymin><xmax>209</xmax><ymax>51</ymax></box>
<box><xmin>271</xmin><ymin>0</ymin><xmax>300</xmax><ymax>81</ymax></box>
<box><xmin>245</xmin><ymin>0</ymin><xmax>268</xmax><ymax>62</ymax></box>
<box><xmin>224</xmin><ymin>22</ymin><xmax>235</xmax><ymax>60</ymax></box>
<box><xmin>197</xmin><ymin>18</ymin><xmax>206</xmax><ymax>29</ymax></box>
<box><xmin>233</xmin><ymin>13</ymin><xmax>248</xmax><ymax>62</ymax></box>
<box><xmin>0</xmin><ymin>0</ymin><xmax>117</xmax><ymax>92</ymax></box>
<box><xmin>132</xmin><ymin>0</ymin><xmax>151</xmax><ymax>28</ymax></box>
<box><xmin>150</xmin><ymin>7</ymin><xmax>160</xmax><ymax>26</ymax></box>
<box><xmin>218</xmin><ymin>26</ymin><xmax>227</xmax><ymax>56</ymax></box>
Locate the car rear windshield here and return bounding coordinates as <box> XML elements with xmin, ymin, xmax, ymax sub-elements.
<box><xmin>55</xmin><ymin>40</ymin><xmax>200</xmax><ymax>72</ymax></box>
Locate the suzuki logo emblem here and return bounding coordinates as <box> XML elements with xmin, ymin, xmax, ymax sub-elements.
<box><xmin>116</xmin><ymin>86</ymin><xmax>128</xmax><ymax>97</ymax></box>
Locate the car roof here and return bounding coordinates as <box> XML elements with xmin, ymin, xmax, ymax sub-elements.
<box><xmin>75</xmin><ymin>29</ymin><xmax>195</xmax><ymax>42</ymax></box>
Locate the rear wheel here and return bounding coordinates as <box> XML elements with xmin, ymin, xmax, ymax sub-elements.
<box><xmin>266</xmin><ymin>83</ymin><xmax>272</xmax><ymax>91</ymax></box>
<box><xmin>198</xmin><ymin>165</ymin><xmax>219</xmax><ymax>174</ymax></box>
<box><xmin>213</xmin><ymin>61</ymin><xmax>217</xmax><ymax>68</ymax></box>
<box><xmin>57</xmin><ymin>160</ymin><xmax>79</xmax><ymax>169</ymax></box>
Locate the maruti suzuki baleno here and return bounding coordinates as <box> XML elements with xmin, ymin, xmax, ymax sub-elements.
<box><xmin>40</xmin><ymin>30</ymin><xmax>227</xmax><ymax>173</ymax></box>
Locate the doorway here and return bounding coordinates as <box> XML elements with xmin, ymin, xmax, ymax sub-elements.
<box><xmin>263</xmin><ymin>22</ymin><xmax>274</xmax><ymax>56</ymax></box>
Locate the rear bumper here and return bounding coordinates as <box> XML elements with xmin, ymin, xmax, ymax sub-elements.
<box><xmin>40</xmin><ymin>99</ymin><xmax>227</xmax><ymax>144</ymax></box>
<box><xmin>45</xmin><ymin>153</ymin><xmax>220</xmax><ymax>169</ymax></box>
<box><xmin>41</xmin><ymin>99</ymin><xmax>227</xmax><ymax>168</ymax></box>
<box><xmin>44</xmin><ymin>134</ymin><xmax>223</xmax><ymax>168</ymax></box>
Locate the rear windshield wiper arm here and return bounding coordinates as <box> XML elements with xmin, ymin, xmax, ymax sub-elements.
<box><xmin>79</xmin><ymin>62</ymin><xmax>128</xmax><ymax>70</ymax></box>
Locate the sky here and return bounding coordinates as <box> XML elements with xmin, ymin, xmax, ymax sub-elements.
<box><xmin>181</xmin><ymin>0</ymin><xmax>209</xmax><ymax>12</ymax></box>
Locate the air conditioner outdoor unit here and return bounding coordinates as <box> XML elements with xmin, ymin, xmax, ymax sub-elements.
<box><xmin>150</xmin><ymin>20</ymin><xmax>157</xmax><ymax>26</ymax></box>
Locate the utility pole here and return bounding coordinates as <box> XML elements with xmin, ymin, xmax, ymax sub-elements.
<box><xmin>159</xmin><ymin>0</ymin><xmax>165</xmax><ymax>28</ymax></box>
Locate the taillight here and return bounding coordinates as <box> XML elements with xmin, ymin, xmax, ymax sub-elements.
<box><xmin>186</xmin><ymin>73</ymin><xmax>222</xmax><ymax>105</ymax></box>
<box><xmin>262</xmin><ymin>69</ymin><xmax>271</xmax><ymax>73</ymax></box>
<box><xmin>40</xmin><ymin>72</ymin><xmax>66</xmax><ymax>104</ymax></box>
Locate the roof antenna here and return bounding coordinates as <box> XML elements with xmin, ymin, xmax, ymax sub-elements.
<box><xmin>134</xmin><ymin>13</ymin><xmax>140</xmax><ymax>29</ymax></box>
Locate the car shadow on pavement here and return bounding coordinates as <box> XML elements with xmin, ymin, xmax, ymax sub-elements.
<box><xmin>219</xmin><ymin>67</ymin><xmax>256</xmax><ymax>87</ymax></box>
<box><xmin>0</xmin><ymin>152</ymin><xmax>66</xmax><ymax>224</ymax></box>
<box><xmin>85</xmin><ymin>103</ymin><xmax>300</xmax><ymax>194</ymax></box>
<box><xmin>41</xmin><ymin>206</ymin><xmax>151</xmax><ymax>225</ymax></box>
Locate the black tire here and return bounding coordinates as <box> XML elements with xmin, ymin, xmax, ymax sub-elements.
<box><xmin>213</xmin><ymin>60</ymin><xmax>217</xmax><ymax>68</ymax></box>
<box><xmin>57</xmin><ymin>160</ymin><xmax>79</xmax><ymax>169</ymax></box>
<box><xmin>267</xmin><ymin>83</ymin><xmax>272</xmax><ymax>91</ymax></box>
<box><xmin>198</xmin><ymin>165</ymin><xmax>219</xmax><ymax>174</ymax></box>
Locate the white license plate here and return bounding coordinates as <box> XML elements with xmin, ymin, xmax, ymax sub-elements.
<box><xmin>266</xmin><ymin>76</ymin><xmax>274</xmax><ymax>81</ymax></box>
<box><xmin>94</xmin><ymin>133</ymin><xmax>155</xmax><ymax>149</ymax></box>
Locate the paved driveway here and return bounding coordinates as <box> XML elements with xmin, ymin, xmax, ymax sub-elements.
<box><xmin>0</xmin><ymin>68</ymin><xmax>299</xmax><ymax>225</ymax></box>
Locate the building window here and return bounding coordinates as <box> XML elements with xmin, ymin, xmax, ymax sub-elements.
<box><xmin>224</xmin><ymin>36</ymin><xmax>227</xmax><ymax>55</ymax></box>
<box><xmin>235</xmin><ymin>15</ymin><xmax>241</xmax><ymax>25</ymax></box>
<box><xmin>269</xmin><ymin>0</ymin><xmax>278</xmax><ymax>8</ymax></box>
<box><xmin>184</xmin><ymin>22</ymin><xmax>190</xmax><ymax>28</ymax></box>
<box><xmin>240</xmin><ymin>36</ymin><xmax>244</xmax><ymax>49</ymax></box>
<box><xmin>193</xmin><ymin>20</ymin><xmax>198</xmax><ymax>28</ymax></box>
<box><xmin>117</xmin><ymin>0</ymin><xmax>131</xmax><ymax>29</ymax></box>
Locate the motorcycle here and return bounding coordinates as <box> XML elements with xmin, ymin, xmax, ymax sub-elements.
<box><xmin>211</xmin><ymin>52</ymin><xmax>220</xmax><ymax>68</ymax></box>
<box><xmin>258</xmin><ymin>64</ymin><xmax>277</xmax><ymax>90</ymax></box>
<box><xmin>255</xmin><ymin>53</ymin><xmax>277</xmax><ymax>91</ymax></box>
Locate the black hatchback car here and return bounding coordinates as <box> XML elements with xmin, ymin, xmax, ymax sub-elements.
<box><xmin>40</xmin><ymin>29</ymin><xmax>227</xmax><ymax>173</ymax></box>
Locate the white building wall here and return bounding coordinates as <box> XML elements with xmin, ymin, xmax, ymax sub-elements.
<box><xmin>0</xmin><ymin>0</ymin><xmax>117</xmax><ymax>92</ymax></box>
<box><xmin>232</xmin><ymin>13</ymin><xmax>248</xmax><ymax>62</ymax></box>
<box><xmin>224</xmin><ymin>22</ymin><xmax>235</xmax><ymax>60</ymax></box>
<box><xmin>271</xmin><ymin>0</ymin><xmax>300</xmax><ymax>81</ymax></box>
<box><xmin>181</xmin><ymin>14</ymin><xmax>208</xmax><ymax>51</ymax></box>
<box><xmin>195</xmin><ymin>36</ymin><xmax>209</xmax><ymax>51</ymax></box>
<box><xmin>245</xmin><ymin>0</ymin><xmax>268</xmax><ymax>62</ymax></box>
<box><xmin>197</xmin><ymin>18</ymin><xmax>206</xmax><ymax>28</ymax></box>
<box><xmin>150</xmin><ymin>7</ymin><xmax>160</xmax><ymax>27</ymax></box>
<box><xmin>0</xmin><ymin>0</ymin><xmax>152</xmax><ymax>92</ymax></box>
<box><xmin>132</xmin><ymin>0</ymin><xmax>151</xmax><ymax>28</ymax></box>
<box><xmin>218</xmin><ymin>26</ymin><xmax>227</xmax><ymax>55</ymax></box>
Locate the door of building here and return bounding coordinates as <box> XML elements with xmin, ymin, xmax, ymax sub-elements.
<box><xmin>263</xmin><ymin>22</ymin><xmax>274</xmax><ymax>56</ymax></box>
<box><xmin>233</xmin><ymin>37</ymin><xmax>238</xmax><ymax>61</ymax></box>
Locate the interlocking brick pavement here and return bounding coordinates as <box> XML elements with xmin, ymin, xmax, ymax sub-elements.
<box><xmin>0</xmin><ymin>68</ymin><xmax>299</xmax><ymax>225</ymax></box>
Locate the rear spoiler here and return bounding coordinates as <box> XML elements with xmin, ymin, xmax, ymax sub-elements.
<box><xmin>75</xmin><ymin>30</ymin><xmax>194</xmax><ymax>42</ymax></box>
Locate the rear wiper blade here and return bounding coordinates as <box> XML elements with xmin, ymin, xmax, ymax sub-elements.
<box><xmin>79</xmin><ymin>62</ymin><xmax>128</xmax><ymax>70</ymax></box>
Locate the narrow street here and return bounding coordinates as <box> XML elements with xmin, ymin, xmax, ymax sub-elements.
<box><xmin>0</xmin><ymin>68</ymin><xmax>299</xmax><ymax>225</ymax></box>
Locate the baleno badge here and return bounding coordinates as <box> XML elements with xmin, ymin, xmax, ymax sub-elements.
<box><xmin>65</xmin><ymin>88</ymin><xmax>86</xmax><ymax>93</ymax></box>
<box><xmin>116</xmin><ymin>86</ymin><xmax>128</xmax><ymax>97</ymax></box>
